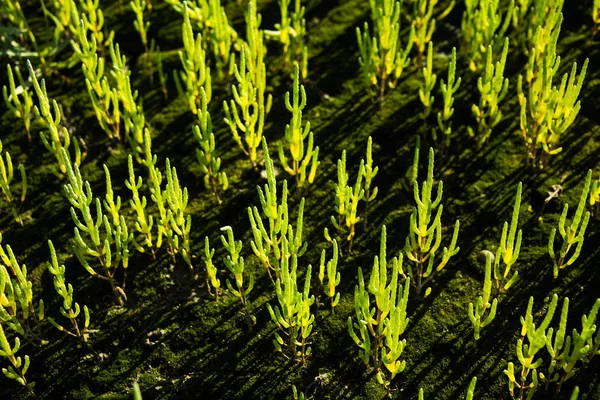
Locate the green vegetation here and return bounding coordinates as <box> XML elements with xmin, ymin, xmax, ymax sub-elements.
<box><xmin>278</xmin><ymin>63</ymin><xmax>319</xmax><ymax>189</ymax></box>
<box><xmin>402</xmin><ymin>148</ymin><xmax>459</xmax><ymax>297</ymax></box>
<box><xmin>435</xmin><ymin>47</ymin><xmax>461</xmax><ymax>144</ymax></box>
<box><xmin>348</xmin><ymin>225</ymin><xmax>410</xmax><ymax>387</ymax></box>
<box><xmin>356</xmin><ymin>0</ymin><xmax>414</xmax><ymax>102</ymax></box>
<box><xmin>548</xmin><ymin>170</ymin><xmax>591</xmax><ymax>279</ymax></box>
<box><xmin>1</xmin><ymin>0</ymin><xmax>600</xmax><ymax>398</ymax></box>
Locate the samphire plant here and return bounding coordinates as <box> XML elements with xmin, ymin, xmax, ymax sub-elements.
<box><xmin>517</xmin><ymin>14</ymin><xmax>588</xmax><ymax>167</ymax></box>
<box><xmin>3</xmin><ymin>64</ymin><xmax>34</xmax><ymax>143</ymax></box>
<box><xmin>248</xmin><ymin>138</ymin><xmax>307</xmax><ymax>283</ymax></box>
<box><xmin>410</xmin><ymin>0</ymin><xmax>454</xmax><ymax>61</ymax></box>
<box><xmin>164</xmin><ymin>0</ymin><xmax>238</xmax><ymax>78</ymax></box>
<box><xmin>468</xmin><ymin>252</ymin><xmax>497</xmax><ymax>342</ymax></box>
<box><xmin>461</xmin><ymin>0</ymin><xmax>513</xmax><ymax>72</ymax></box>
<box><xmin>468</xmin><ymin>37</ymin><xmax>509</xmax><ymax>147</ymax></box>
<box><xmin>347</xmin><ymin>225</ymin><xmax>410</xmax><ymax>387</ymax></box>
<box><xmin>418</xmin><ymin>41</ymin><xmax>436</xmax><ymax>120</ymax></box>
<box><xmin>318</xmin><ymin>239</ymin><xmax>340</xmax><ymax>314</ymax></box>
<box><xmin>193</xmin><ymin>87</ymin><xmax>228</xmax><ymax>204</ymax></box>
<box><xmin>124</xmin><ymin>154</ymin><xmax>154</xmax><ymax>253</ymax></box>
<box><xmin>202</xmin><ymin>236</ymin><xmax>220</xmax><ymax>301</ymax></box>
<box><xmin>493</xmin><ymin>182</ymin><xmax>522</xmax><ymax>296</ymax></box>
<box><xmin>0</xmin><ymin>321</ymin><xmax>33</xmax><ymax>393</ymax></box>
<box><xmin>324</xmin><ymin>150</ymin><xmax>364</xmax><ymax>253</ymax></box>
<box><xmin>0</xmin><ymin>233</ymin><xmax>45</xmax><ymax>342</ymax></box>
<box><xmin>109</xmin><ymin>41</ymin><xmax>147</xmax><ymax>158</ymax></box>
<box><xmin>71</xmin><ymin>21</ymin><xmax>121</xmax><ymax>142</ymax></box>
<box><xmin>2</xmin><ymin>0</ymin><xmax>46</xmax><ymax>72</ymax></box>
<box><xmin>224</xmin><ymin>1</ymin><xmax>272</xmax><ymax>167</ymax></box>
<box><xmin>143</xmin><ymin>130</ymin><xmax>194</xmax><ymax>274</ymax></box>
<box><xmin>504</xmin><ymin>294</ymin><xmax>600</xmax><ymax>399</ymax></box>
<box><xmin>360</xmin><ymin>136</ymin><xmax>378</xmax><ymax>224</ymax></box>
<box><xmin>267</xmin><ymin>235</ymin><xmax>315</xmax><ymax>362</ymax></box>
<box><xmin>265</xmin><ymin>0</ymin><xmax>308</xmax><ymax>78</ymax></box>
<box><xmin>548</xmin><ymin>170</ymin><xmax>591</xmax><ymax>279</ymax></box>
<box><xmin>46</xmin><ymin>240</ymin><xmax>92</xmax><ymax>341</ymax></box>
<box><xmin>130</xmin><ymin>0</ymin><xmax>151</xmax><ymax>73</ymax></box>
<box><xmin>278</xmin><ymin>63</ymin><xmax>319</xmax><ymax>190</ymax></box>
<box><xmin>62</xmin><ymin>148</ymin><xmax>133</xmax><ymax>306</ymax></box>
<box><xmin>27</xmin><ymin>60</ymin><xmax>83</xmax><ymax>176</ymax></box>
<box><xmin>435</xmin><ymin>47</ymin><xmax>461</xmax><ymax>146</ymax></box>
<box><xmin>402</xmin><ymin>147</ymin><xmax>460</xmax><ymax>297</ymax></box>
<box><xmin>356</xmin><ymin>0</ymin><xmax>414</xmax><ymax>103</ymax></box>
<box><xmin>78</xmin><ymin>0</ymin><xmax>111</xmax><ymax>55</ymax></box>
<box><xmin>175</xmin><ymin>4</ymin><xmax>212</xmax><ymax>115</ymax></box>
<box><xmin>221</xmin><ymin>226</ymin><xmax>255</xmax><ymax>330</ymax></box>
<box><xmin>0</xmin><ymin>140</ymin><xmax>27</xmax><ymax>225</ymax></box>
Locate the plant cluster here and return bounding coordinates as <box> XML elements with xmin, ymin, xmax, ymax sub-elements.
<box><xmin>517</xmin><ymin>14</ymin><xmax>588</xmax><ymax>167</ymax></box>
<box><xmin>324</xmin><ymin>137</ymin><xmax>379</xmax><ymax>252</ymax></box>
<box><xmin>435</xmin><ymin>47</ymin><xmax>461</xmax><ymax>145</ymax></box>
<box><xmin>461</xmin><ymin>0</ymin><xmax>513</xmax><ymax>72</ymax></box>
<box><xmin>224</xmin><ymin>2</ymin><xmax>272</xmax><ymax>167</ymax></box>
<box><xmin>278</xmin><ymin>64</ymin><xmax>319</xmax><ymax>189</ymax></box>
<box><xmin>27</xmin><ymin>60</ymin><xmax>84</xmax><ymax>176</ymax></box>
<box><xmin>348</xmin><ymin>226</ymin><xmax>410</xmax><ymax>387</ymax></box>
<box><xmin>402</xmin><ymin>148</ymin><xmax>460</xmax><ymax>297</ymax></box>
<box><xmin>266</xmin><ymin>0</ymin><xmax>308</xmax><ymax>78</ymax></box>
<box><xmin>248</xmin><ymin>138</ymin><xmax>306</xmax><ymax>283</ymax></box>
<box><xmin>504</xmin><ymin>294</ymin><xmax>600</xmax><ymax>399</ymax></box>
<box><xmin>409</xmin><ymin>0</ymin><xmax>454</xmax><ymax>61</ymax></box>
<box><xmin>548</xmin><ymin>170</ymin><xmax>591</xmax><ymax>279</ymax></box>
<box><xmin>356</xmin><ymin>0</ymin><xmax>414</xmax><ymax>103</ymax></box>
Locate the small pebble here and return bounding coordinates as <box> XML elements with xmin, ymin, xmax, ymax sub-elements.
<box><xmin>477</xmin><ymin>250</ymin><xmax>495</xmax><ymax>265</ymax></box>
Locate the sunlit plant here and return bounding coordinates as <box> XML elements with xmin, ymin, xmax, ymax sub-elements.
<box><xmin>3</xmin><ymin>64</ymin><xmax>34</xmax><ymax>143</ymax></box>
<box><xmin>348</xmin><ymin>226</ymin><xmax>410</xmax><ymax>387</ymax></box>
<box><xmin>265</xmin><ymin>0</ymin><xmax>308</xmax><ymax>77</ymax></box>
<box><xmin>505</xmin><ymin>294</ymin><xmax>600</xmax><ymax>399</ymax></box>
<box><xmin>267</xmin><ymin>237</ymin><xmax>314</xmax><ymax>362</ymax></box>
<box><xmin>402</xmin><ymin>148</ymin><xmax>460</xmax><ymax>297</ymax></box>
<box><xmin>356</xmin><ymin>0</ymin><xmax>414</xmax><ymax>103</ymax></box>
<box><xmin>548</xmin><ymin>170</ymin><xmax>591</xmax><ymax>279</ymax></box>
<box><xmin>468</xmin><ymin>38</ymin><xmax>509</xmax><ymax>147</ymax></box>
<box><xmin>468</xmin><ymin>252</ymin><xmax>497</xmax><ymax>342</ymax></box>
<box><xmin>324</xmin><ymin>150</ymin><xmax>364</xmax><ymax>253</ymax></box>
<box><xmin>175</xmin><ymin>4</ymin><xmax>211</xmax><ymax>115</ymax></box>
<box><xmin>0</xmin><ymin>234</ymin><xmax>45</xmax><ymax>341</ymax></box>
<box><xmin>360</xmin><ymin>136</ymin><xmax>378</xmax><ymax>224</ymax></box>
<box><xmin>461</xmin><ymin>0</ymin><xmax>513</xmax><ymax>72</ymax></box>
<box><xmin>278</xmin><ymin>63</ymin><xmax>319</xmax><ymax>189</ymax></box>
<box><xmin>193</xmin><ymin>87</ymin><xmax>228</xmax><ymax>204</ymax></box>
<box><xmin>0</xmin><ymin>140</ymin><xmax>27</xmax><ymax>225</ymax></box>
<box><xmin>221</xmin><ymin>226</ymin><xmax>255</xmax><ymax>330</ymax></box>
<box><xmin>435</xmin><ymin>47</ymin><xmax>461</xmax><ymax>145</ymax></box>
<box><xmin>46</xmin><ymin>240</ymin><xmax>92</xmax><ymax>341</ymax></box>
<box><xmin>224</xmin><ymin>2</ymin><xmax>272</xmax><ymax>167</ymax></box>
<box><xmin>71</xmin><ymin>21</ymin><xmax>121</xmax><ymax>141</ymax></box>
<box><xmin>410</xmin><ymin>0</ymin><xmax>454</xmax><ymax>61</ymax></box>
<box><xmin>202</xmin><ymin>236</ymin><xmax>220</xmax><ymax>301</ymax></box>
<box><xmin>27</xmin><ymin>60</ymin><xmax>83</xmax><ymax>176</ymax></box>
<box><xmin>248</xmin><ymin>139</ymin><xmax>307</xmax><ymax>282</ymax></box>
<box><xmin>418</xmin><ymin>41</ymin><xmax>436</xmax><ymax>119</ymax></box>
<box><xmin>493</xmin><ymin>182</ymin><xmax>522</xmax><ymax>295</ymax></box>
<box><xmin>62</xmin><ymin>148</ymin><xmax>133</xmax><ymax>306</ymax></box>
<box><xmin>318</xmin><ymin>239</ymin><xmax>340</xmax><ymax>314</ymax></box>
